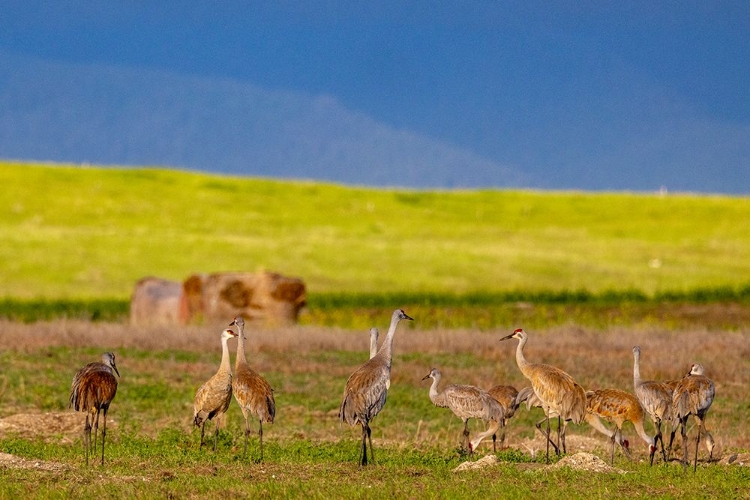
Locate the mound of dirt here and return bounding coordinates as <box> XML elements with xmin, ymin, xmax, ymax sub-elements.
<box><xmin>0</xmin><ymin>412</ymin><xmax>113</xmax><ymax>443</ymax></box>
<box><xmin>549</xmin><ymin>452</ymin><xmax>626</xmax><ymax>473</ymax></box>
<box><xmin>453</xmin><ymin>454</ymin><xmax>498</xmax><ymax>472</ymax></box>
<box><xmin>719</xmin><ymin>453</ymin><xmax>750</xmax><ymax>467</ymax></box>
<box><xmin>0</xmin><ymin>452</ymin><xmax>68</xmax><ymax>472</ymax></box>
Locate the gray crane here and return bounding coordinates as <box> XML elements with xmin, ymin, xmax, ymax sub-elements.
<box><xmin>669</xmin><ymin>363</ymin><xmax>716</xmax><ymax>471</ymax></box>
<box><xmin>632</xmin><ymin>345</ymin><xmax>675</xmax><ymax>465</ymax></box>
<box><xmin>486</xmin><ymin>384</ymin><xmax>519</xmax><ymax>451</ymax></box>
<box><xmin>339</xmin><ymin>308</ymin><xmax>413</xmax><ymax>466</ymax></box>
<box><xmin>193</xmin><ymin>328</ymin><xmax>237</xmax><ymax>451</ymax></box>
<box><xmin>500</xmin><ymin>328</ymin><xmax>586</xmax><ymax>462</ymax></box>
<box><xmin>69</xmin><ymin>352</ymin><xmax>120</xmax><ymax>466</ymax></box>
<box><xmin>423</xmin><ymin>368</ymin><xmax>505</xmax><ymax>455</ymax></box>
<box><xmin>230</xmin><ymin>316</ymin><xmax>276</xmax><ymax>462</ymax></box>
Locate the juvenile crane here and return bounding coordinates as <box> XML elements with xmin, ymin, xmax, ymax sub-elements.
<box><xmin>669</xmin><ymin>363</ymin><xmax>716</xmax><ymax>471</ymax></box>
<box><xmin>368</xmin><ymin>327</ymin><xmax>379</xmax><ymax>359</ymax></box>
<box><xmin>632</xmin><ymin>345</ymin><xmax>674</xmax><ymax>465</ymax></box>
<box><xmin>423</xmin><ymin>368</ymin><xmax>505</xmax><ymax>455</ymax></box>
<box><xmin>230</xmin><ymin>316</ymin><xmax>276</xmax><ymax>462</ymax></box>
<box><xmin>339</xmin><ymin>309</ymin><xmax>413</xmax><ymax>466</ymax></box>
<box><xmin>69</xmin><ymin>352</ymin><xmax>120</xmax><ymax>466</ymax></box>
<box><xmin>584</xmin><ymin>388</ymin><xmax>655</xmax><ymax>465</ymax></box>
<box><xmin>193</xmin><ymin>328</ymin><xmax>237</xmax><ymax>451</ymax></box>
<box><xmin>487</xmin><ymin>384</ymin><xmax>519</xmax><ymax>451</ymax></box>
<box><xmin>500</xmin><ymin>328</ymin><xmax>586</xmax><ymax>462</ymax></box>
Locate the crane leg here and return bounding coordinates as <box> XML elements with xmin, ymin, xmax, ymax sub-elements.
<box><xmin>242</xmin><ymin>415</ymin><xmax>250</xmax><ymax>458</ymax></box>
<box><xmin>462</xmin><ymin>420</ymin><xmax>472</xmax><ymax>455</ymax></box>
<box><xmin>560</xmin><ymin>419</ymin><xmax>567</xmax><ymax>455</ymax></box>
<box><xmin>258</xmin><ymin>420</ymin><xmax>264</xmax><ymax>463</ymax></box>
<box><xmin>666</xmin><ymin>424</ymin><xmax>677</xmax><ymax>463</ymax></box>
<box><xmin>610</xmin><ymin>431</ymin><xmax>616</xmax><ymax>465</ymax></box>
<box><xmin>101</xmin><ymin>409</ymin><xmax>107</xmax><ymax>466</ymax></box>
<box><xmin>213</xmin><ymin>420</ymin><xmax>220</xmax><ymax>452</ymax></box>
<box><xmin>366</xmin><ymin>422</ymin><xmax>374</xmax><ymax>464</ymax></box>
<box><xmin>534</xmin><ymin>417</ymin><xmax>559</xmax><ymax>456</ymax></box>
<box><xmin>84</xmin><ymin>413</ymin><xmax>92</xmax><ymax>466</ymax></box>
<box><xmin>693</xmin><ymin>418</ymin><xmax>703</xmax><ymax>473</ymax></box>
<box><xmin>92</xmin><ymin>409</ymin><xmax>100</xmax><ymax>456</ymax></box>
<box><xmin>199</xmin><ymin>421</ymin><xmax>206</xmax><ymax>448</ymax></box>
<box><xmin>359</xmin><ymin>422</ymin><xmax>369</xmax><ymax>466</ymax></box>
<box><xmin>679</xmin><ymin>419</ymin><xmax>688</xmax><ymax>470</ymax></box>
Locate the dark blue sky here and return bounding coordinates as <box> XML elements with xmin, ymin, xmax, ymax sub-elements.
<box><xmin>3</xmin><ymin>2</ymin><xmax>749</xmax><ymax>191</ymax></box>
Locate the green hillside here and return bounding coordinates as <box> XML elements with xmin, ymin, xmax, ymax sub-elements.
<box><xmin>2</xmin><ymin>161</ymin><xmax>749</xmax><ymax>300</ymax></box>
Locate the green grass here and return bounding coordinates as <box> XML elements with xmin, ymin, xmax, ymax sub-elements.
<box><xmin>2</xmin><ymin>161</ymin><xmax>750</xmax><ymax>301</ymax></box>
<box><xmin>1</xmin><ymin>332</ymin><xmax>749</xmax><ymax>499</ymax></box>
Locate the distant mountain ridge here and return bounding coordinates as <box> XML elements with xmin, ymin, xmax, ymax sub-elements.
<box><xmin>1</xmin><ymin>50</ymin><xmax>748</xmax><ymax>194</ymax></box>
<box><xmin>0</xmin><ymin>51</ymin><xmax>526</xmax><ymax>189</ymax></box>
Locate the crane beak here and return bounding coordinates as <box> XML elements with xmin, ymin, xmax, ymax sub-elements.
<box><xmin>112</xmin><ymin>364</ymin><xmax>121</xmax><ymax>378</ymax></box>
<box><xmin>421</xmin><ymin>374</ymin><xmax>431</xmax><ymax>381</ymax></box>
<box><xmin>499</xmin><ymin>333</ymin><xmax>515</xmax><ymax>341</ymax></box>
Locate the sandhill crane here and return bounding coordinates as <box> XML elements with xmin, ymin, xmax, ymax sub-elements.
<box><xmin>584</xmin><ymin>388</ymin><xmax>655</xmax><ymax>465</ymax></box>
<box><xmin>339</xmin><ymin>308</ymin><xmax>413</xmax><ymax>466</ymax></box>
<box><xmin>69</xmin><ymin>352</ymin><xmax>120</xmax><ymax>466</ymax></box>
<box><xmin>423</xmin><ymin>368</ymin><xmax>505</xmax><ymax>455</ymax></box>
<box><xmin>487</xmin><ymin>384</ymin><xmax>519</xmax><ymax>451</ymax></box>
<box><xmin>500</xmin><ymin>328</ymin><xmax>586</xmax><ymax>462</ymax></box>
<box><xmin>632</xmin><ymin>345</ymin><xmax>675</xmax><ymax>465</ymax></box>
<box><xmin>193</xmin><ymin>328</ymin><xmax>237</xmax><ymax>451</ymax></box>
<box><xmin>669</xmin><ymin>363</ymin><xmax>716</xmax><ymax>471</ymax></box>
<box><xmin>230</xmin><ymin>316</ymin><xmax>275</xmax><ymax>462</ymax></box>
<box><xmin>368</xmin><ymin>327</ymin><xmax>379</xmax><ymax>359</ymax></box>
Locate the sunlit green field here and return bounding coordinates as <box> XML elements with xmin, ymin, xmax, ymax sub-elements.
<box><xmin>2</xmin><ymin>162</ymin><xmax>750</xmax><ymax>497</ymax></box>
<box><xmin>2</xmin><ymin>161</ymin><xmax>749</xmax><ymax>301</ymax></box>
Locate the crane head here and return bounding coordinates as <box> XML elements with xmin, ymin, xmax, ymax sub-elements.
<box><xmin>102</xmin><ymin>352</ymin><xmax>120</xmax><ymax>377</ymax></box>
<box><xmin>394</xmin><ymin>309</ymin><xmax>414</xmax><ymax>322</ymax></box>
<box><xmin>221</xmin><ymin>328</ymin><xmax>238</xmax><ymax>341</ymax></box>
<box><xmin>229</xmin><ymin>316</ymin><xmax>245</xmax><ymax>329</ymax></box>
<box><xmin>422</xmin><ymin>367</ymin><xmax>440</xmax><ymax>381</ymax></box>
<box><xmin>689</xmin><ymin>363</ymin><xmax>705</xmax><ymax>376</ymax></box>
<box><xmin>500</xmin><ymin>328</ymin><xmax>526</xmax><ymax>342</ymax></box>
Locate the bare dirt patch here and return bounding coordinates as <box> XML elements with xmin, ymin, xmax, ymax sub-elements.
<box><xmin>0</xmin><ymin>411</ymin><xmax>114</xmax><ymax>444</ymax></box>
<box><xmin>550</xmin><ymin>452</ymin><xmax>626</xmax><ymax>473</ymax></box>
<box><xmin>0</xmin><ymin>452</ymin><xmax>68</xmax><ymax>472</ymax></box>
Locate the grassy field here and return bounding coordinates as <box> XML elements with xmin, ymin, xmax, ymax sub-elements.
<box><xmin>1</xmin><ymin>161</ymin><xmax>749</xmax><ymax>497</ymax></box>
<box><xmin>2</xmin><ymin>161</ymin><xmax>750</xmax><ymax>301</ymax></box>
<box><xmin>0</xmin><ymin>319</ymin><xmax>748</xmax><ymax>498</ymax></box>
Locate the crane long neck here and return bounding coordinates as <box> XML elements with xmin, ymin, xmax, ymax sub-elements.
<box><xmin>633</xmin><ymin>414</ymin><xmax>654</xmax><ymax>448</ymax></box>
<box><xmin>514</xmin><ymin>335</ymin><xmax>532</xmax><ymax>376</ymax></box>
<box><xmin>236</xmin><ymin>328</ymin><xmax>247</xmax><ymax>366</ymax></box>
<box><xmin>428</xmin><ymin>375</ymin><xmax>443</xmax><ymax>405</ymax></box>
<box><xmin>633</xmin><ymin>350</ymin><xmax>642</xmax><ymax>387</ymax></box>
<box><xmin>220</xmin><ymin>336</ymin><xmax>232</xmax><ymax>373</ymax></box>
<box><xmin>378</xmin><ymin>316</ymin><xmax>400</xmax><ymax>364</ymax></box>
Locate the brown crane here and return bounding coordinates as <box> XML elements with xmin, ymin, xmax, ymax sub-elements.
<box><xmin>669</xmin><ymin>363</ymin><xmax>716</xmax><ymax>471</ymax></box>
<box><xmin>584</xmin><ymin>388</ymin><xmax>655</xmax><ymax>465</ymax></box>
<box><xmin>500</xmin><ymin>328</ymin><xmax>586</xmax><ymax>462</ymax></box>
<box><xmin>230</xmin><ymin>316</ymin><xmax>276</xmax><ymax>462</ymax></box>
<box><xmin>486</xmin><ymin>384</ymin><xmax>519</xmax><ymax>451</ymax></box>
<box><xmin>423</xmin><ymin>368</ymin><xmax>505</xmax><ymax>455</ymax></box>
<box><xmin>632</xmin><ymin>345</ymin><xmax>675</xmax><ymax>465</ymax></box>
<box><xmin>339</xmin><ymin>308</ymin><xmax>413</xmax><ymax>466</ymax></box>
<box><xmin>368</xmin><ymin>327</ymin><xmax>379</xmax><ymax>359</ymax></box>
<box><xmin>69</xmin><ymin>352</ymin><xmax>120</xmax><ymax>466</ymax></box>
<box><xmin>193</xmin><ymin>328</ymin><xmax>237</xmax><ymax>451</ymax></box>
